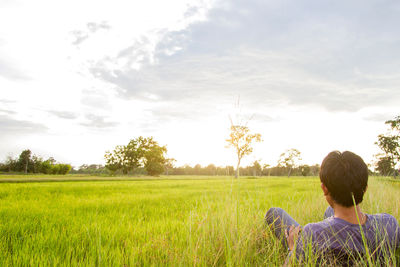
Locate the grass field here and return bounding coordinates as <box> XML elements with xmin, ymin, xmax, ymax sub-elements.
<box><xmin>0</xmin><ymin>175</ymin><xmax>399</xmax><ymax>266</ymax></box>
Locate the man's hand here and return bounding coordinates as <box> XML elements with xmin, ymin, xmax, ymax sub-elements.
<box><xmin>285</xmin><ymin>225</ymin><xmax>301</xmax><ymax>251</ymax></box>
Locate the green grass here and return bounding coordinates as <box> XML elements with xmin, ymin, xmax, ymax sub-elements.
<box><xmin>0</xmin><ymin>176</ymin><xmax>399</xmax><ymax>266</ymax></box>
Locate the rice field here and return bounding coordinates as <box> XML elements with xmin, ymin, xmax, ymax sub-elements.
<box><xmin>0</xmin><ymin>175</ymin><xmax>399</xmax><ymax>266</ymax></box>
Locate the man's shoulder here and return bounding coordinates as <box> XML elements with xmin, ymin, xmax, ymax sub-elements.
<box><xmin>367</xmin><ymin>213</ymin><xmax>400</xmax><ymax>248</ymax></box>
<box><xmin>367</xmin><ymin>213</ymin><xmax>400</xmax><ymax>230</ymax></box>
<box><xmin>368</xmin><ymin>212</ymin><xmax>397</xmax><ymax>222</ymax></box>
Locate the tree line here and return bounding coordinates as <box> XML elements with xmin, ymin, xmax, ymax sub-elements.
<box><xmin>1</xmin><ymin>115</ymin><xmax>398</xmax><ymax>177</ymax></box>
<box><xmin>0</xmin><ymin>150</ymin><xmax>72</xmax><ymax>175</ymax></box>
<box><xmin>71</xmin><ymin>161</ymin><xmax>321</xmax><ymax>177</ymax></box>
<box><xmin>163</xmin><ymin>162</ymin><xmax>321</xmax><ymax>176</ymax></box>
<box><xmin>99</xmin><ymin>114</ymin><xmax>399</xmax><ymax>177</ymax></box>
<box><xmin>101</xmin><ymin>134</ymin><xmax>317</xmax><ymax>176</ymax></box>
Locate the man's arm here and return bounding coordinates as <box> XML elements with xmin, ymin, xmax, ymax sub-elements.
<box><xmin>283</xmin><ymin>225</ymin><xmax>302</xmax><ymax>267</ymax></box>
<box><xmin>286</xmin><ymin>225</ymin><xmax>302</xmax><ymax>251</ymax></box>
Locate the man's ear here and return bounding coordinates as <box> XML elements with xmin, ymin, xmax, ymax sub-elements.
<box><xmin>321</xmin><ymin>183</ymin><xmax>329</xmax><ymax>196</ymax></box>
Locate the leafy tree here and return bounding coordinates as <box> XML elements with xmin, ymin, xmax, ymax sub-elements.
<box><xmin>104</xmin><ymin>136</ymin><xmax>168</xmax><ymax>176</ymax></box>
<box><xmin>277</xmin><ymin>148</ymin><xmax>302</xmax><ymax>177</ymax></box>
<box><xmin>0</xmin><ymin>150</ymin><xmax>70</xmax><ymax>175</ymax></box>
<box><xmin>375</xmin><ymin>115</ymin><xmax>400</xmax><ymax>178</ymax></box>
<box><xmin>164</xmin><ymin>158</ymin><xmax>176</xmax><ymax>175</ymax></box>
<box><xmin>226</xmin><ymin>125</ymin><xmax>262</xmax><ymax>178</ymax></box>
<box><xmin>374</xmin><ymin>154</ymin><xmax>395</xmax><ymax>176</ymax></box>
<box><xmin>0</xmin><ymin>162</ymin><xmax>7</xmax><ymax>172</ymax></box>
<box><xmin>183</xmin><ymin>164</ymin><xmax>193</xmax><ymax>175</ymax></box>
<box><xmin>4</xmin><ymin>156</ymin><xmax>17</xmax><ymax>172</ymax></box>
<box><xmin>40</xmin><ymin>159</ymin><xmax>53</xmax><ymax>174</ymax></box>
<box><xmin>124</xmin><ymin>137</ymin><xmax>148</xmax><ymax>174</ymax></box>
<box><xmin>205</xmin><ymin>164</ymin><xmax>217</xmax><ymax>176</ymax></box>
<box><xmin>105</xmin><ymin>145</ymin><xmax>126</xmax><ymax>175</ymax></box>
<box><xmin>57</xmin><ymin>164</ymin><xmax>72</xmax><ymax>175</ymax></box>
<box><xmin>31</xmin><ymin>155</ymin><xmax>43</xmax><ymax>173</ymax></box>
<box><xmin>143</xmin><ymin>138</ymin><xmax>167</xmax><ymax>176</ymax></box>
<box><xmin>300</xmin><ymin>164</ymin><xmax>311</xmax><ymax>176</ymax></box>
<box><xmin>18</xmin><ymin>149</ymin><xmax>32</xmax><ymax>174</ymax></box>
<box><xmin>309</xmin><ymin>164</ymin><xmax>320</xmax><ymax>176</ymax></box>
<box><xmin>71</xmin><ymin>164</ymin><xmax>108</xmax><ymax>175</ymax></box>
<box><xmin>225</xmin><ymin>166</ymin><xmax>234</xmax><ymax>176</ymax></box>
<box><xmin>50</xmin><ymin>164</ymin><xmax>60</xmax><ymax>174</ymax></box>
<box><xmin>251</xmin><ymin>160</ymin><xmax>262</xmax><ymax>176</ymax></box>
<box><xmin>262</xmin><ymin>163</ymin><xmax>271</xmax><ymax>176</ymax></box>
<box><xmin>193</xmin><ymin>164</ymin><xmax>202</xmax><ymax>175</ymax></box>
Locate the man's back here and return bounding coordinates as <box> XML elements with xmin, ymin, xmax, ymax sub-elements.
<box><xmin>296</xmin><ymin>213</ymin><xmax>400</xmax><ymax>264</ymax></box>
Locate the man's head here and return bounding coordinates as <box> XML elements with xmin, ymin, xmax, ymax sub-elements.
<box><xmin>319</xmin><ymin>151</ymin><xmax>368</xmax><ymax>207</ymax></box>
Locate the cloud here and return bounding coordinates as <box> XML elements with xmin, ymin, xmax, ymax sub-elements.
<box><xmin>0</xmin><ymin>115</ymin><xmax>48</xmax><ymax>135</ymax></box>
<box><xmin>80</xmin><ymin>88</ymin><xmax>112</xmax><ymax>109</ymax></box>
<box><xmin>80</xmin><ymin>114</ymin><xmax>118</xmax><ymax>129</ymax></box>
<box><xmin>0</xmin><ymin>58</ymin><xmax>31</xmax><ymax>81</ymax></box>
<box><xmin>252</xmin><ymin>113</ymin><xmax>277</xmax><ymax>123</ymax></box>
<box><xmin>0</xmin><ymin>109</ymin><xmax>16</xmax><ymax>115</ymax></box>
<box><xmin>71</xmin><ymin>30</ymin><xmax>89</xmax><ymax>46</ymax></box>
<box><xmin>1</xmin><ymin>38</ymin><xmax>30</xmax><ymax>81</ymax></box>
<box><xmin>71</xmin><ymin>21</ymin><xmax>111</xmax><ymax>45</ymax></box>
<box><xmin>87</xmin><ymin>21</ymin><xmax>111</xmax><ymax>33</ymax></box>
<box><xmin>87</xmin><ymin>0</ymin><xmax>400</xmax><ymax>113</ymax></box>
<box><xmin>92</xmin><ymin>49</ymin><xmax>400</xmax><ymax>112</ymax></box>
<box><xmin>146</xmin><ymin>103</ymin><xmax>215</xmax><ymax>123</ymax></box>
<box><xmin>363</xmin><ymin>113</ymin><xmax>394</xmax><ymax>123</ymax></box>
<box><xmin>0</xmin><ymin>99</ymin><xmax>16</xmax><ymax>104</ymax></box>
<box><xmin>47</xmin><ymin>110</ymin><xmax>78</xmax><ymax>120</ymax></box>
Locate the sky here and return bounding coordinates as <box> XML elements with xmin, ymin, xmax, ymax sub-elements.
<box><xmin>0</xmin><ymin>0</ymin><xmax>399</xmax><ymax>168</ymax></box>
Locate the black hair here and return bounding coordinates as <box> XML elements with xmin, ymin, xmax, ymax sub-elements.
<box><xmin>319</xmin><ymin>151</ymin><xmax>368</xmax><ymax>207</ymax></box>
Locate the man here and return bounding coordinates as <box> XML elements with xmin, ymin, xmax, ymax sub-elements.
<box><xmin>266</xmin><ymin>151</ymin><xmax>400</xmax><ymax>265</ymax></box>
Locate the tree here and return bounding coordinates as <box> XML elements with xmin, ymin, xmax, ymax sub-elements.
<box><xmin>0</xmin><ymin>150</ymin><xmax>70</xmax><ymax>175</ymax></box>
<box><xmin>277</xmin><ymin>148</ymin><xmax>302</xmax><ymax>177</ymax></box>
<box><xmin>40</xmin><ymin>159</ymin><xmax>53</xmax><ymax>174</ymax></box>
<box><xmin>193</xmin><ymin>164</ymin><xmax>202</xmax><ymax>175</ymax></box>
<box><xmin>104</xmin><ymin>145</ymin><xmax>125</xmax><ymax>174</ymax></box>
<box><xmin>57</xmin><ymin>164</ymin><xmax>72</xmax><ymax>175</ymax></box>
<box><xmin>164</xmin><ymin>158</ymin><xmax>176</xmax><ymax>175</ymax></box>
<box><xmin>225</xmin><ymin>166</ymin><xmax>234</xmax><ymax>176</ymax></box>
<box><xmin>104</xmin><ymin>136</ymin><xmax>168</xmax><ymax>176</ymax></box>
<box><xmin>205</xmin><ymin>164</ymin><xmax>217</xmax><ymax>176</ymax></box>
<box><xmin>71</xmin><ymin>164</ymin><xmax>107</xmax><ymax>175</ymax></box>
<box><xmin>4</xmin><ymin>156</ymin><xmax>17</xmax><ymax>172</ymax></box>
<box><xmin>300</xmin><ymin>164</ymin><xmax>311</xmax><ymax>176</ymax></box>
<box><xmin>374</xmin><ymin>154</ymin><xmax>395</xmax><ymax>176</ymax></box>
<box><xmin>143</xmin><ymin>138</ymin><xmax>167</xmax><ymax>176</ymax></box>
<box><xmin>125</xmin><ymin>137</ymin><xmax>148</xmax><ymax>174</ymax></box>
<box><xmin>226</xmin><ymin>125</ymin><xmax>262</xmax><ymax>178</ymax></box>
<box><xmin>262</xmin><ymin>163</ymin><xmax>271</xmax><ymax>176</ymax></box>
<box><xmin>104</xmin><ymin>138</ymin><xmax>147</xmax><ymax>175</ymax></box>
<box><xmin>375</xmin><ymin>115</ymin><xmax>400</xmax><ymax>178</ymax></box>
<box><xmin>18</xmin><ymin>149</ymin><xmax>32</xmax><ymax>174</ymax></box>
<box><xmin>31</xmin><ymin>155</ymin><xmax>43</xmax><ymax>173</ymax></box>
<box><xmin>50</xmin><ymin>164</ymin><xmax>60</xmax><ymax>174</ymax></box>
<box><xmin>251</xmin><ymin>160</ymin><xmax>262</xmax><ymax>176</ymax></box>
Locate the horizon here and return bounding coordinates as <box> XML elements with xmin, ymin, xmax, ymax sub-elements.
<box><xmin>1</xmin><ymin>0</ymin><xmax>400</xmax><ymax>168</ymax></box>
